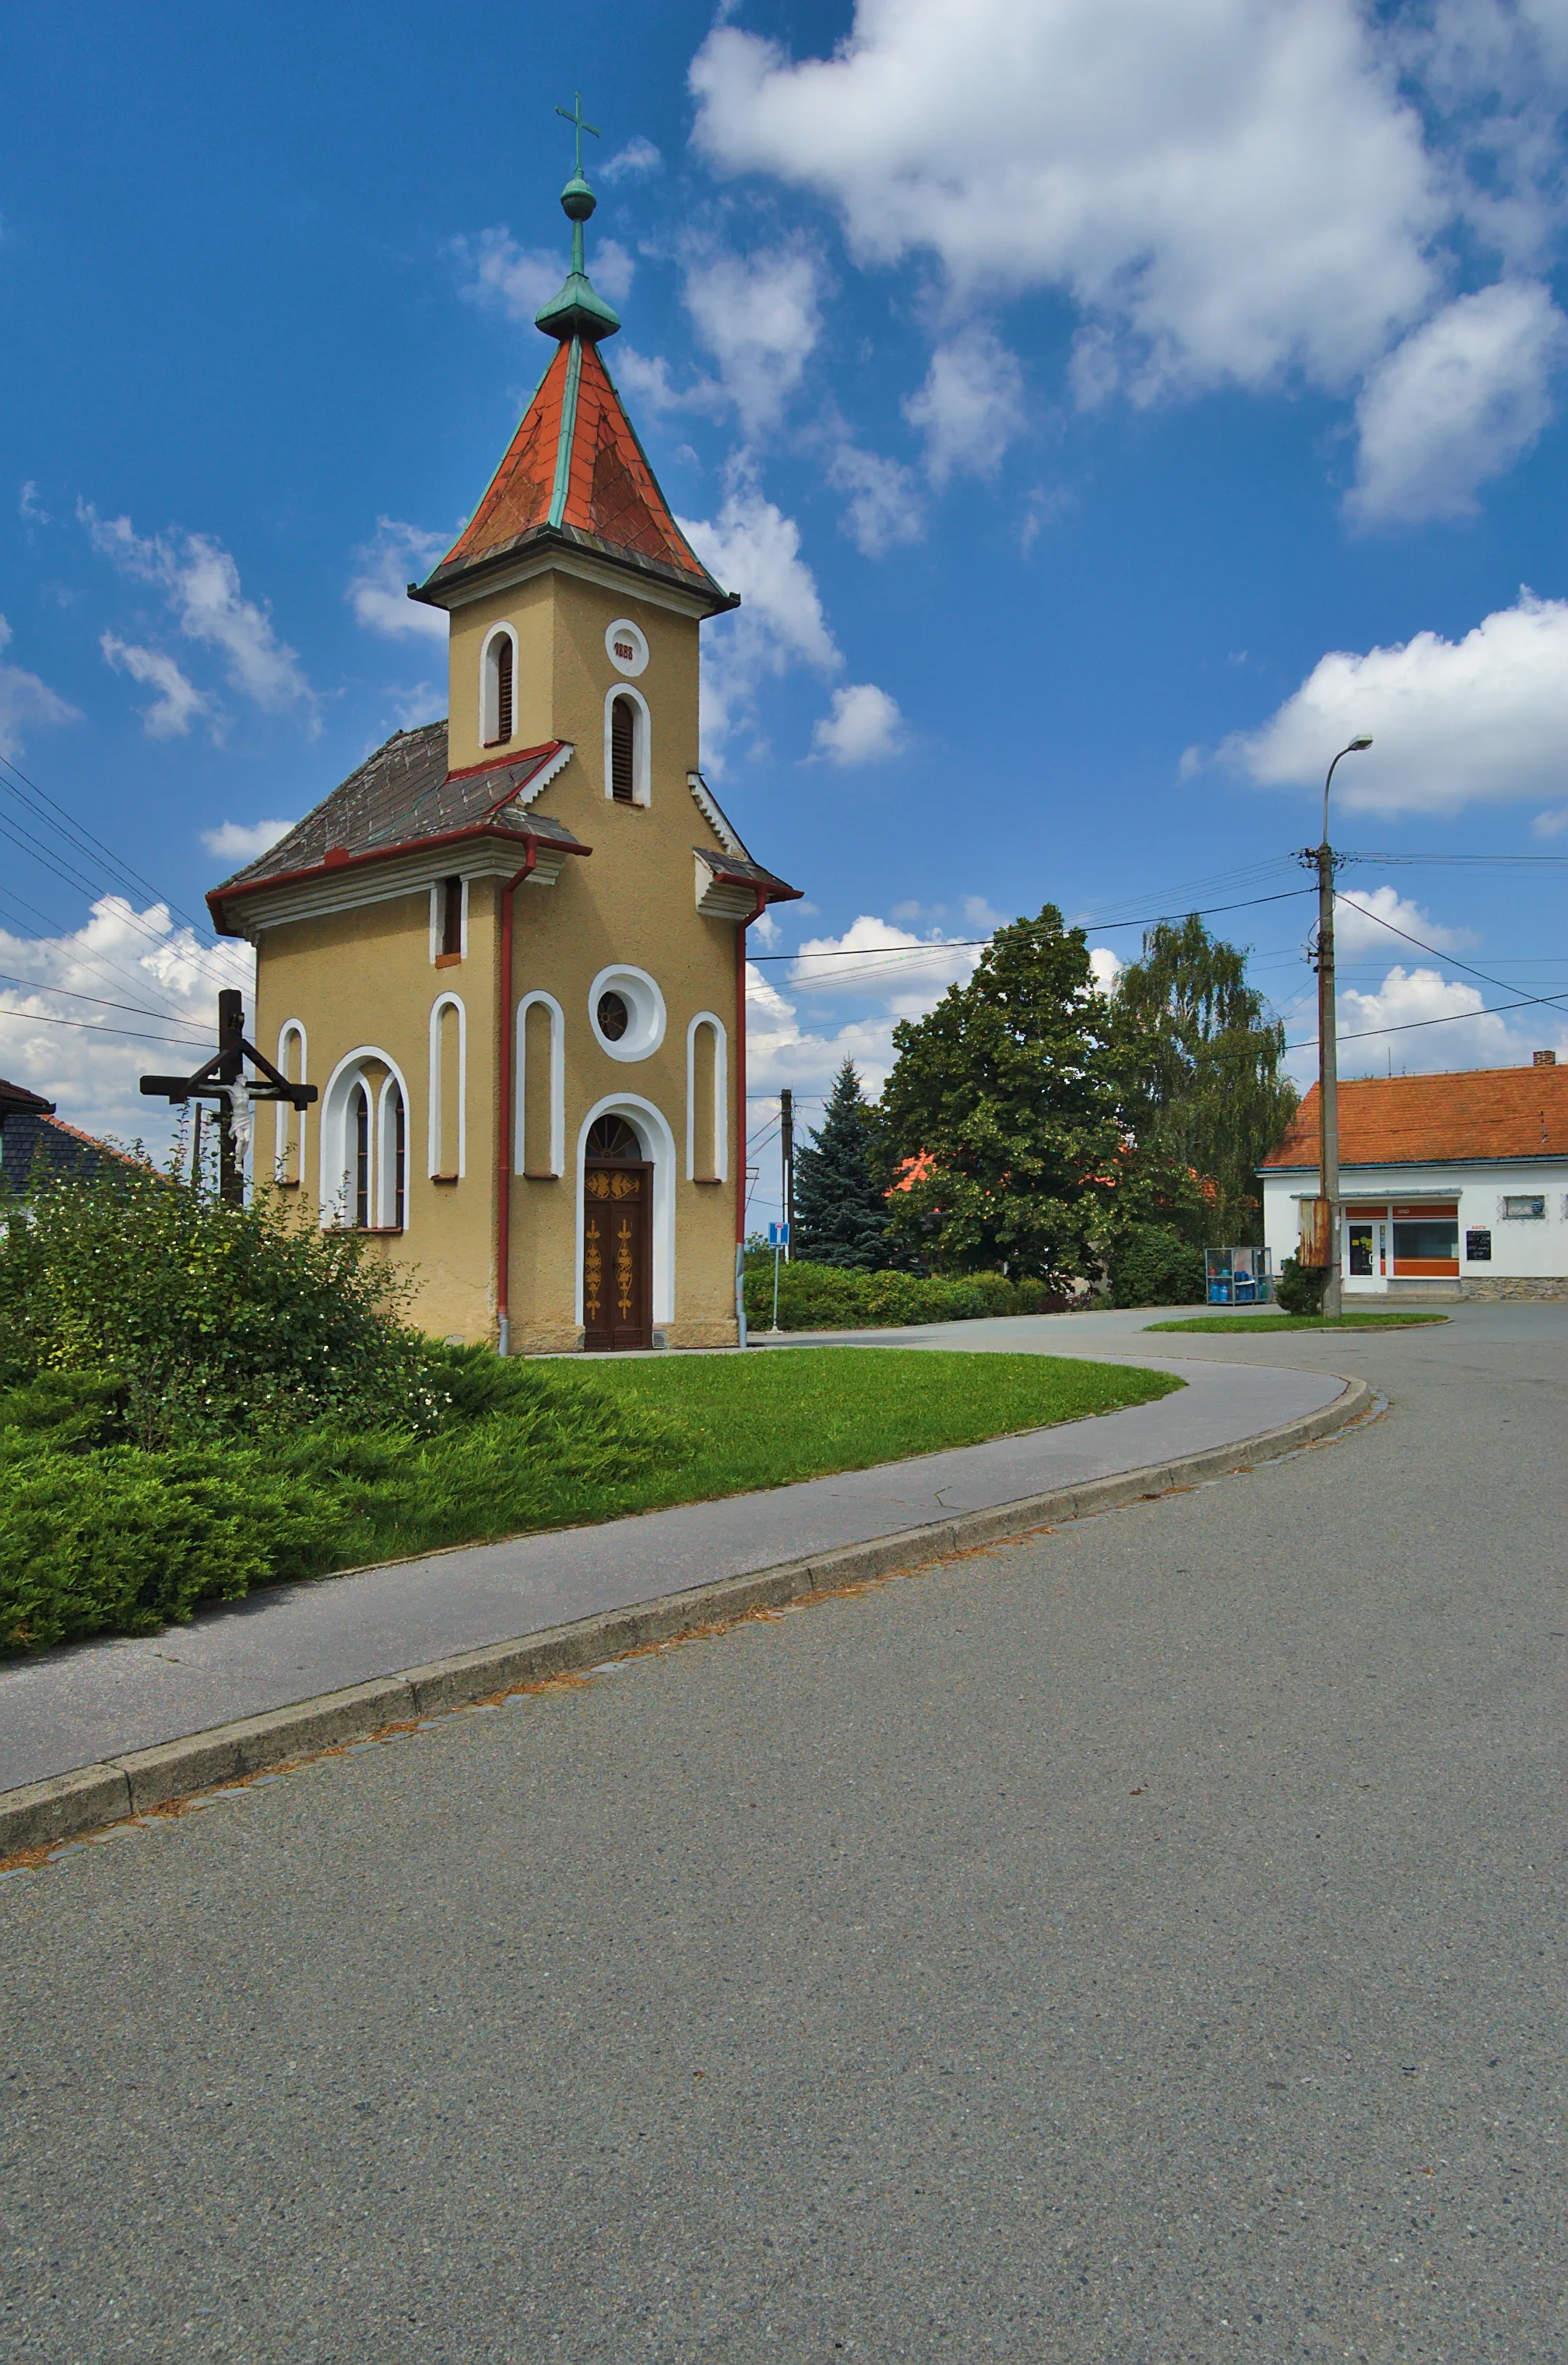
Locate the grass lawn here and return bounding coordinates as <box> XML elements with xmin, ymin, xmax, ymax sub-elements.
<box><xmin>576</xmin><ymin>1348</ymin><xmax>1182</xmax><ymax>1508</ymax></box>
<box><xmin>1144</xmin><ymin>1312</ymin><xmax>1450</xmax><ymax>1334</ymax></box>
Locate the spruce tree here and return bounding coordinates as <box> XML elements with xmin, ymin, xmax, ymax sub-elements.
<box><xmin>792</xmin><ymin>1060</ymin><xmax>890</xmax><ymax>1270</ymax></box>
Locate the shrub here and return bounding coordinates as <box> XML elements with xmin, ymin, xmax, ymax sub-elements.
<box><xmin>0</xmin><ymin>1157</ymin><xmax>445</xmax><ymax>1443</ymax></box>
<box><xmin>1106</xmin><ymin>1225</ymin><xmax>1205</xmax><ymax>1310</ymax></box>
<box><xmin>1274</xmin><ymin>1255</ymin><xmax>1329</xmax><ymax>1316</ymax></box>
<box><xmin>742</xmin><ymin>1256</ymin><xmax>1050</xmax><ymax>1331</ymax></box>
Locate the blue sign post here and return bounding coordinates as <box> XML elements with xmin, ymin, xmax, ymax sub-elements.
<box><xmin>768</xmin><ymin>1221</ymin><xmax>790</xmax><ymax>1332</ymax></box>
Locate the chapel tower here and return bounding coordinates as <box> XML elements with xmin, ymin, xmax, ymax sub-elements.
<box><xmin>209</xmin><ymin>112</ymin><xmax>799</xmax><ymax>1351</ymax></box>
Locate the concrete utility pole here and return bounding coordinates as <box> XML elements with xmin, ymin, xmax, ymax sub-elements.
<box><xmin>1310</xmin><ymin>739</ymin><xmax>1372</xmax><ymax>1319</ymax></box>
<box><xmin>779</xmin><ymin>1088</ymin><xmax>794</xmax><ymax>1260</ymax></box>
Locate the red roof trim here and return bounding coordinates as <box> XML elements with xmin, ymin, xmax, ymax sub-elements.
<box><xmin>207</xmin><ymin>817</ymin><xmax>590</xmax><ymax>930</ymax></box>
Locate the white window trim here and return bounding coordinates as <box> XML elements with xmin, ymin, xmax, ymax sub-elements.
<box><xmin>427</xmin><ymin>993</ymin><xmax>467</xmax><ymax>1178</ymax></box>
<box><xmin>684</xmin><ymin>1010</ymin><xmax>728</xmax><ymax>1182</ymax></box>
<box><xmin>273</xmin><ymin>1019</ymin><xmax>308</xmax><ymax>1183</ymax></box>
<box><xmin>375</xmin><ymin>1074</ymin><xmax>406</xmax><ymax>1229</ymax></box>
<box><xmin>603</xmin><ymin>682</ymin><xmax>652</xmax><ymax>804</ymax></box>
<box><xmin>575</xmin><ymin>1094</ymin><xmax>677</xmax><ymax>1327</ymax></box>
<box><xmin>515</xmin><ymin>989</ymin><xmax>565</xmax><ymax>1176</ymax></box>
<box><xmin>427</xmin><ymin>875</ymin><xmax>469</xmax><ymax>963</ymax></box>
<box><xmin>589</xmin><ymin>963</ymin><xmax>666</xmax><ymax>1062</ymax></box>
<box><xmin>318</xmin><ymin>1046</ymin><xmax>413</xmax><ymax>1232</ymax></box>
<box><xmin>480</xmin><ymin>622</ymin><xmax>519</xmax><ymax>749</ymax></box>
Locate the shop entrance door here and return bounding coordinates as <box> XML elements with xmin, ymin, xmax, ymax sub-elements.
<box><xmin>1343</xmin><ymin>1211</ymin><xmax>1388</xmax><ymax>1293</ymax></box>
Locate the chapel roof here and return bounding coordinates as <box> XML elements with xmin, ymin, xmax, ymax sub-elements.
<box><xmin>206</xmin><ymin>725</ymin><xmax>585</xmax><ymax>933</ymax></box>
<box><xmin>1261</xmin><ymin>1063</ymin><xmax>1568</xmax><ymax>1170</ymax></box>
<box><xmin>415</xmin><ymin>341</ymin><xmax>732</xmax><ymax>614</ymax></box>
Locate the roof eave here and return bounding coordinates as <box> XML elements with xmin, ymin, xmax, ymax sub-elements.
<box><xmin>410</xmin><ymin>523</ymin><xmax>739</xmax><ymax>618</ymax></box>
<box><xmin>206</xmin><ymin>817</ymin><xmax>591</xmax><ymax>937</ymax></box>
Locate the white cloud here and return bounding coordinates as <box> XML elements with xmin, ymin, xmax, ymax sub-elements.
<box><xmin>388</xmin><ymin>682</ymin><xmax>446</xmax><ymax>733</ymax></box>
<box><xmin>80</xmin><ymin>505</ymin><xmax>315</xmax><ymax>727</ymax></box>
<box><xmin>100</xmin><ymin>633</ymin><xmax>212</xmax><ymax>739</ymax></box>
<box><xmin>0</xmin><ymin>614</ymin><xmax>78</xmax><ymax>760</ymax></box>
<box><xmin>677</xmin><ymin>469</ymin><xmax>840</xmax><ymax>768</ymax></box>
<box><xmin>682</xmin><ymin>243</ymin><xmax>823</xmax><ymax>431</ymax></box>
<box><xmin>346</xmin><ymin>518</ymin><xmax>450</xmax><ymax>642</ymax></box>
<box><xmin>692</xmin><ymin>0</ymin><xmax>1441</xmax><ymax>395</ymax></box>
<box><xmin>1088</xmin><ymin>945</ymin><xmax>1123</xmax><ymax>993</ymax></box>
<box><xmin>789</xmin><ymin>913</ymin><xmax>981</xmax><ymax>1007</ymax></box>
<box><xmin>1334</xmin><ymin>962</ymin><xmax>1565</xmax><ymax>1077</ymax></box>
<box><xmin>1532</xmin><ymin>803</ymin><xmax>1568</xmax><ymax>837</ymax></box>
<box><xmin>200</xmin><ymin>818</ymin><xmax>295</xmax><ymax>863</ymax></box>
<box><xmin>602</xmin><ymin>136</ymin><xmax>662</xmax><ymax>184</ymax></box>
<box><xmin>1350</xmin><ymin>282</ymin><xmax>1567</xmax><ymax>523</ymax></box>
<box><xmin>1334</xmin><ymin>884</ymin><xmax>1475</xmax><ymax>961</ymax></box>
<box><xmin>19</xmin><ymin>481</ymin><xmax>50</xmax><ymax>525</ymax></box>
<box><xmin>455</xmin><ymin>224</ymin><xmax>634</xmax><ymax>315</ymax></box>
<box><xmin>691</xmin><ymin>2</ymin><xmax>1568</xmax><ymax>510</ymax></box>
<box><xmin>613</xmin><ymin>345</ymin><xmax>726</xmax><ymax>416</ymax></box>
<box><xmin>1222</xmin><ymin>592</ymin><xmax>1568</xmax><ymax>817</ymax></box>
<box><xmin>903</xmin><ymin>329</ymin><xmax>1027</xmax><ymax>485</ymax></box>
<box><xmin>0</xmin><ymin>896</ymin><xmax>253</xmax><ymax>1147</ymax></box>
<box><xmin>811</xmin><ymin>680</ymin><xmax>906</xmax><ymax>765</ymax></box>
<box><xmin>826</xmin><ymin>439</ymin><xmax>924</xmax><ymax>556</ymax></box>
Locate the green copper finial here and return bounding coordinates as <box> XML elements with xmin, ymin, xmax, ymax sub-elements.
<box><xmin>536</xmin><ymin>92</ymin><xmax>621</xmax><ymax>343</ymax></box>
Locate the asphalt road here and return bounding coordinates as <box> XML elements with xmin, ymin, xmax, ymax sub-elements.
<box><xmin>3</xmin><ymin>1305</ymin><xmax>1563</xmax><ymax>2362</ymax></box>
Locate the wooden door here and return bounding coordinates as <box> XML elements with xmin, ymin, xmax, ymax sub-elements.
<box><xmin>582</xmin><ymin>1163</ymin><xmax>652</xmax><ymax>1351</ymax></box>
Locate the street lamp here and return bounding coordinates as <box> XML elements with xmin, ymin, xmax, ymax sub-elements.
<box><xmin>1311</xmin><ymin>737</ymin><xmax>1373</xmax><ymax>1318</ymax></box>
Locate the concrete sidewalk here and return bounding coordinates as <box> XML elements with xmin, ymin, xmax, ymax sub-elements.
<box><xmin>0</xmin><ymin>1348</ymin><xmax>1344</xmax><ymax>1792</ymax></box>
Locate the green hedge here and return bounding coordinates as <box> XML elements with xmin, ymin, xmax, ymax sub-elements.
<box><xmin>1106</xmin><ymin>1225</ymin><xmax>1206</xmax><ymax>1310</ymax></box>
<box><xmin>743</xmin><ymin>1256</ymin><xmax>1051</xmax><ymax>1331</ymax></box>
<box><xmin>0</xmin><ymin>1358</ymin><xmax>694</xmax><ymax>1655</ymax></box>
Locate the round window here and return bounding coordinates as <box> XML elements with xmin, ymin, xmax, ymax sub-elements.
<box><xmin>589</xmin><ymin>965</ymin><xmax>666</xmax><ymax>1061</ymax></box>
<box><xmin>605</xmin><ymin>617</ymin><xmax>649</xmax><ymax>678</ymax></box>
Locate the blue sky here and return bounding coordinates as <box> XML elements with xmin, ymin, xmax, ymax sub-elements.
<box><xmin>4</xmin><ymin>1</ymin><xmax>1567</xmax><ymax>1218</ymax></box>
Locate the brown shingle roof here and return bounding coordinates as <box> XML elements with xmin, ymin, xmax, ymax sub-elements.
<box><xmin>206</xmin><ymin>726</ymin><xmax>586</xmax><ymax>932</ymax></box>
<box><xmin>1262</xmin><ymin>1065</ymin><xmax>1568</xmax><ymax>1168</ymax></box>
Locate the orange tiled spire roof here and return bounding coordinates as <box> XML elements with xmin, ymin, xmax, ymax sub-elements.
<box><xmin>413</xmin><ymin>104</ymin><xmax>733</xmax><ymax>617</ymax></box>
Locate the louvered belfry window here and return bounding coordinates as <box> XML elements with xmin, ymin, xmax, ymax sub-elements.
<box><xmin>610</xmin><ymin>695</ymin><xmax>636</xmax><ymax>803</ymax></box>
<box><xmin>494</xmin><ymin>634</ymin><xmax>514</xmax><ymax>743</ymax></box>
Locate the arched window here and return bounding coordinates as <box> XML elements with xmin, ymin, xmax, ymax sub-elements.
<box><xmin>320</xmin><ymin>1050</ymin><xmax>411</xmax><ymax>1235</ymax></box>
<box><xmin>586</xmin><ymin>1114</ymin><xmax>642</xmax><ymax>1158</ymax></box>
<box><xmin>603</xmin><ymin>683</ymin><xmax>650</xmax><ymax>804</ymax></box>
<box><xmin>482</xmin><ymin>627</ymin><xmax>516</xmax><ymax>747</ymax></box>
<box><xmin>516</xmin><ymin>990</ymin><xmax>564</xmax><ymax>1178</ymax></box>
<box><xmin>610</xmin><ymin>695</ymin><xmax>636</xmax><ymax>802</ymax></box>
<box><xmin>350</xmin><ymin>1080</ymin><xmax>371</xmax><ymax>1229</ymax></box>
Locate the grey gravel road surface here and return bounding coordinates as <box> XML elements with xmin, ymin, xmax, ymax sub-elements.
<box><xmin>2</xmin><ymin>1303</ymin><xmax>1563</xmax><ymax>2361</ymax></box>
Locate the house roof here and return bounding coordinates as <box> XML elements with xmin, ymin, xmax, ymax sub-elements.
<box><xmin>413</xmin><ymin>339</ymin><xmax>733</xmax><ymax>614</ymax></box>
<box><xmin>694</xmin><ymin>845</ymin><xmax>803</xmax><ymax>907</ymax></box>
<box><xmin>1262</xmin><ymin>1064</ymin><xmax>1568</xmax><ymax>1170</ymax></box>
<box><xmin>206</xmin><ymin>726</ymin><xmax>588</xmax><ymax>931</ymax></box>
<box><xmin>0</xmin><ymin>1076</ymin><xmax>57</xmax><ymax>1117</ymax></box>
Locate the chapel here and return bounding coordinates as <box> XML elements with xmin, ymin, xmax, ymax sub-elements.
<box><xmin>208</xmin><ymin>124</ymin><xmax>799</xmax><ymax>1353</ymax></box>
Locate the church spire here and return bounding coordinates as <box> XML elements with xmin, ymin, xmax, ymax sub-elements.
<box><xmin>534</xmin><ymin>92</ymin><xmax>621</xmax><ymax>345</ymax></box>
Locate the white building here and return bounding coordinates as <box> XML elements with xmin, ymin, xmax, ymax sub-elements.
<box><xmin>1260</xmin><ymin>1054</ymin><xmax>1568</xmax><ymax>1302</ymax></box>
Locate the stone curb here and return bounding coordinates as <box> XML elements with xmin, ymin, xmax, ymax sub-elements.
<box><xmin>0</xmin><ymin>1375</ymin><xmax>1373</xmax><ymax>1858</ymax></box>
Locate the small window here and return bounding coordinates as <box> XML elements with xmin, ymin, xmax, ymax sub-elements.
<box><xmin>596</xmin><ymin>990</ymin><xmax>629</xmax><ymax>1041</ymax></box>
<box><xmin>610</xmin><ymin>695</ymin><xmax>637</xmax><ymax>803</ymax></box>
<box><xmin>389</xmin><ymin>1087</ymin><xmax>406</xmax><ymax>1232</ymax></box>
<box><xmin>440</xmin><ymin>877</ymin><xmax>462</xmax><ymax>961</ymax></box>
<box><xmin>352</xmin><ymin>1083</ymin><xmax>371</xmax><ymax>1231</ymax></box>
<box><xmin>586</xmin><ymin>1115</ymin><xmax>640</xmax><ymax>1159</ymax></box>
<box><xmin>1503</xmin><ymin>1193</ymin><xmax>1545</xmax><ymax>1220</ymax></box>
<box><xmin>483</xmin><ymin>631</ymin><xmax>515</xmax><ymax>746</ymax></box>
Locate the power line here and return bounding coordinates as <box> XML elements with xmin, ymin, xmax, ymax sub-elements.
<box><xmin>0</xmin><ymin>1005</ymin><xmax>213</xmax><ymax>1049</ymax></box>
<box><xmin>1288</xmin><ymin>987</ymin><xmax>1568</xmax><ymax>1053</ymax></box>
<box><xmin>1333</xmin><ymin>891</ymin><xmax>1568</xmax><ymax>1017</ymax></box>
<box><xmin>0</xmin><ymin>972</ymin><xmax>217</xmax><ymax>1031</ymax></box>
<box><xmin>0</xmin><ymin>747</ymin><xmax>223</xmax><ymax>947</ymax></box>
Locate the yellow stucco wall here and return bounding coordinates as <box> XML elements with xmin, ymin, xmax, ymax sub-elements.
<box><xmin>250</xmin><ymin>561</ymin><xmax>744</xmax><ymax>1351</ymax></box>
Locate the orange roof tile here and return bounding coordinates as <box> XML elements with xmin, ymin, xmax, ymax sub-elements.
<box><xmin>1262</xmin><ymin>1064</ymin><xmax>1568</xmax><ymax>1168</ymax></box>
<box><xmin>432</xmin><ymin>341</ymin><xmax>724</xmax><ymax>603</ymax></box>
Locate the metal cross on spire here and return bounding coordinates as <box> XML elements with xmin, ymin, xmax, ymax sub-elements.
<box><xmin>555</xmin><ymin>91</ymin><xmax>600</xmax><ymax>180</ymax></box>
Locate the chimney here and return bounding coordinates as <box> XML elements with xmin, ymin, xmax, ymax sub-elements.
<box><xmin>1533</xmin><ymin>1049</ymin><xmax>1557</xmax><ymax>1067</ymax></box>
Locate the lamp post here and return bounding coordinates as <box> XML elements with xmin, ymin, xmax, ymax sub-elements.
<box><xmin>1313</xmin><ymin>737</ymin><xmax>1372</xmax><ymax>1317</ymax></box>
